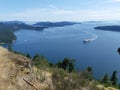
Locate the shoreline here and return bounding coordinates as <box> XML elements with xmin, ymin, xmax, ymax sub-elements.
<box><xmin>0</xmin><ymin>39</ymin><xmax>16</xmax><ymax>45</ymax></box>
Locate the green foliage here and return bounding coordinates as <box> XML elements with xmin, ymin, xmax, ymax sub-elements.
<box><xmin>80</xmin><ymin>67</ymin><xmax>93</xmax><ymax>81</ymax></box>
<box><xmin>0</xmin><ymin>30</ymin><xmax>16</xmax><ymax>43</ymax></box>
<box><xmin>48</xmin><ymin>62</ymin><xmax>54</xmax><ymax>67</ymax></box>
<box><xmin>8</xmin><ymin>42</ymin><xmax>13</xmax><ymax>51</ymax></box>
<box><xmin>0</xmin><ymin>23</ymin><xmax>16</xmax><ymax>43</ymax></box>
<box><xmin>110</xmin><ymin>70</ymin><xmax>118</xmax><ymax>85</ymax></box>
<box><xmin>11</xmin><ymin>50</ymin><xmax>120</xmax><ymax>89</ymax></box>
<box><xmin>52</xmin><ymin>68</ymin><xmax>79</xmax><ymax>90</ymax></box>
<box><xmin>101</xmin><ymin>73</ymin><xmax>110</xmax><ymax>84</ymax></box>
<box><xmin>87</xmin><ymin>66</ymin><xmax>93</xmax><ymax>72</ymax></box>
<box><xmin>117</xmin><ymin>48</ymin><xmax>120</xmax><ymax>54</ymax></box>
<box><xmin>0</xmin><ymin>22</ymin><xmax>45</xmax><ymax>43</ymax></box>
<box><xmin>32</xmin><ymin>54</ymin><xmax>49</xmax><ymax>69</ymax></box>
<box><xmin>26</xmin><ymin>53</ymin><xmax>31</xmax><ymax>59</ymax></box>
<box><xmin>13</xmin><ymin>51</ymin><xmax>26</xmax><ymax>56</ymax></box>
<box><xmin>100</xmin><ymin>71</ymin><xmax>119</xmax><ymax>89</ymax></box>
<box><xmin>119</xmin><ymin>83</ymin><xmax>120</xmax><ymax>89</ymax></box>
<box><xmin>52</xmin><ymin>68</ymin><xmax>96</xmax><ymax>90</ymax></box>
<box><xmin>56</xmin><ymin>58</ymin><xmax>75</xmax><ymax>73</ymax></box>
<box><xmin>52</xmin><ymin>69</ymin><xmax>67</xmax><ymax>90</ymax></box>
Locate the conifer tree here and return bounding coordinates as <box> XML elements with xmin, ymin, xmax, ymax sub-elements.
<box><xmin>102</xmin><ymin>73</ymin><xmax>109</xmax><ymax>83</ymax></box>
<box><xmin>110</xmin><ymin>70</ymin><xmax>118</xmax><ymax>85</ymax></box>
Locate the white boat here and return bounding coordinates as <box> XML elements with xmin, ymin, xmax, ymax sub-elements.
<box><xmin>83</xmin><ymin>39</ymin><xmax>91</xmax><ymax>43</ymax></box>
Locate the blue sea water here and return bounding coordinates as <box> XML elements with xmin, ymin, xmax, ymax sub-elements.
<box><xmin>12</xmin><ymin>22</ymin><xmax>120</xmax><ymax>79</ymax></box>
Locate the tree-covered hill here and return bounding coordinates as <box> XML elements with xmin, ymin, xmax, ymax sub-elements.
<box><xmin>3</xmin><ymin>21</ymin><xmax>47</xmax><ymax>31</ymax></box>
<box><xmin>0</xmin><ymin>21</ymin><xmax>80</xmax><ymax>43</ymax></box>
<box><xmin>4</xmin><ymin>21</ymin><xmax>120</xmax><ymax>44</ymax></box>
<box><xmin>0</xmin><ymin>22</ymin><xmax>16</xmax><ymax>43</ymax></box>
<box><xmin>34</xmin><ymin>21</ymin><xmax>80</xmax><ymax>27</ymax></box>
<box><xmin>95</xmin><ymin>25</ymin><xmax>120</xmax><ymax>32</ymax></box>
<box><xmin>0</xmin><ymin>21</ymin><xmax>47</xmax><ymax>43</ymax></box>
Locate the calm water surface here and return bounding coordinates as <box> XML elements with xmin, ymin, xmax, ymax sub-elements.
<box><xmin>12</xmin><ymin>22</ymin><xmax>120</xmax><ymax>79</ymax></box>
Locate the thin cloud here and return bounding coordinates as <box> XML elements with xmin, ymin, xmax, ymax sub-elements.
<box><xmin>49</xmin><ymin>4</ymin><xmax>59</xmax><ymax>10</ymax></box>
<box><xmin>113</xmin><ymin>0</ymin><xmax>120</xmax><ymax>2</ymax></box>
<box><xmin>0</xmin><ymin>6</ymin><xmax>120</xmax><ymax>21</ymax></box>
<box><xmin>108</xmin><ymin>0</ymin><xmax>120</xmax><ymax>2</ymax></box>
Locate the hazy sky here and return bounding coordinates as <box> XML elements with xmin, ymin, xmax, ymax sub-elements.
<box><xmin>1</xmin><ymin>0</ymin><xmax>120</xmax><ymax>21</ymax></box>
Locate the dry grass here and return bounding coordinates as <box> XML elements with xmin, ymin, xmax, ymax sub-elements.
<box><xmin>0</xmin><ymin>47</ymin><xmax>53</xmax><ymax>90</ymax></box>
<box><xmin>0</xmin><ymin>46</ymin><xmax>118</xmax><ymax>90</ymax></box>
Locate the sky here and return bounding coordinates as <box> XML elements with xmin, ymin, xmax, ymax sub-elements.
<box><xmin>1</xmin><ymin>0</ymin><xmax>120</xmax><ymax>21</ymax></box>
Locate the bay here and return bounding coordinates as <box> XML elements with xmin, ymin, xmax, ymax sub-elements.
<box><xmin>12</xmin><ymin>22</ymin><xmax>120</xmax><ymax>79</ymax></box>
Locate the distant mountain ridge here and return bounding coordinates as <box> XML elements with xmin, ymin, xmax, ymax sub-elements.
<box><xmin>3</xmin><ymin>20</ymin><xmax>24</xmax><ymax>24</ymax></box>
<box><xmin>3</xmin><ymin>21</ymin><xmax>47</xmax><ymax>31</ymax></box>
<box><xmin>34</xmin><ymin>21</ymin><xmax>80</xmax><ymax>27</ymax></box>
<box><xmin>0</xmin><ymin>21</ymin><xmax>80</xmax><ymax>43</ymax></box>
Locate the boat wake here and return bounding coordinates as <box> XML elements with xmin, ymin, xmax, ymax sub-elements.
<box><xmin>82</xmin><ymin>31</ymin><xmax>98</xmax><ymax>43</ymax></box>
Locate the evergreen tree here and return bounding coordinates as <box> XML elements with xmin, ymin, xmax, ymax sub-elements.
<box><xmin>56</xmin><ymin>61</ymin><xmax>62</xmax><ymax>68</ymax></box>
<box><xmin>32</xmin><ymin>54</ymin><xmax>49</xmax><ymax>68</ymax></box>
<box><xmin>110</xmin><ymin>70</ymin><xmax>118</xmax><ymax>85</ymax></box>
<box><xmin>56</xmin><ymin>58</ymin><xmax>75</xmax><ymax>73</ymax></box>
<box><xmin>87</xmin><ymin>67</ymin><xmax>92</xmax><ymax>72</ymax></box>
<box><xmin>102</xmin><ymin>73</ymin><xmax>110</xmax><ymax>83</ymax></box>
<box><xmin>117</xmin><ymin>48</ymin><xmax>120</xmax><ymax>54</ymax></box>
<box><xmin>62</xmin><ymin>58</ymin><xmax>69</xmax><ymax>70</ymax></box>
<box><xmin>26</xmin><ymin>53</ymin><xmax>31</xmax><ymax>59</ymax></box>
<box><xmin>86</xmin><ymin>67</ymin><xmax>93</xmax><ymax>81</ymax></box>
<box><xmin>33</xmin><ymin>53</ymin><xmax>40</xmax><ymax>61</ymax></box>
<box><xmin>68</xmin><ymin>60</ymin><xmax>74</xmax><ymax>73</ymax></box>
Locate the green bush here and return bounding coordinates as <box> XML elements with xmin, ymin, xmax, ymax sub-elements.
<box><xmin>33</xmin><ymin>54</ymin><xmax>49</xmax><ymax>69</ymax></box>
<box><xmin>56</xmin><ymin>58</ymin><xmax>75</xmax><ymax>73</ymax></box>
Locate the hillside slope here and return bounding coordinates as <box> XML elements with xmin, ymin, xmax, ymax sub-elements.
<box><xmin>0</xmin><ymin>47</ymin><xmax>52</xmax><ymax>90</ymax></box>
<box><xmin>0</xmin><ymin>47</ymin><xmax>118</xmax><ymax>90</ymax></box>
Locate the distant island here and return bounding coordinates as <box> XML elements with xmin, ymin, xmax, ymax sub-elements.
<box><xmin>0</xmin><ymin>21</ymin><xmax>80</xmax><ymax>44</ymax></box>
<box><xmin>3</xmin><ymin>21</ymin><xmax>47</xmax><ymax>31</ymax></box>
<box><xmin>0</xmin><ymin>21</ymin><xmax>47</xmax><ymax>44</ymax></box>
<box><xmin>94</xmin><ymin>25</ymin><xmax>120</xmax><ymax>32</ymax></box>
<box><xmin>34</xmin><ymin>21</ymin><xmax>80</xmax><ymax>27</ymax></box>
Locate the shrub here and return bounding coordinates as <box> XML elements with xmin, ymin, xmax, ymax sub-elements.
<box><xmin>32</xmin><ymin>54</ymin><xmax>49</xmax><ymax>69</ymax></box>
<box><xmin>56</xmin><ymin>58</ymin><xmax>75</xmax><ymax>73</ymax></box>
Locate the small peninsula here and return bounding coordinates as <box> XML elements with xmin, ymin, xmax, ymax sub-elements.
<box><xmin>0</xmin><ymin>21</ymin><xmax>47</xmax><ymax>43</ymax></box>
<box><xmin>94</xmin><ymin>25</ymin><xmax>120</xmax><ymax>32</ymax></box>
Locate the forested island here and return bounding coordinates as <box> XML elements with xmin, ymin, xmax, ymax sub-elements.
<box><xmin>0</xmin><ymin>21</ymin><xmax>47</xmax><ymax>43</ymax></box>
<box><xmin>0</xmin><ymin>22</ymin><xmax>16</xmax><ymax>43</ymax></box>
<box><xmin>34</xmin><ymin>21</ymin><xmax>80</xmax><ymax>27</ymax></box>
<box><xmin>94</xmin><ymin>25</ymin><xmax>120</xmax><ymax>32</ymax></box>
<box><xmin>0</xmin><ymin>21</ymin><xmax>79</xmax><ymax>44</ymax></box>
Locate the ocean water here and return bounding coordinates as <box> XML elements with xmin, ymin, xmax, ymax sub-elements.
<box><xmin>12</xmin><ymin>22</ymin><xmax>120</xmax><ymax>79</ymax></box>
